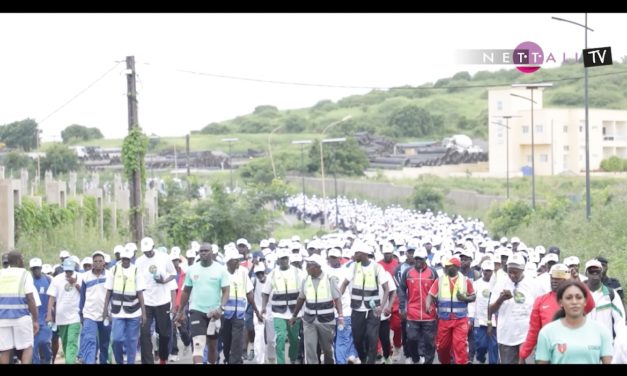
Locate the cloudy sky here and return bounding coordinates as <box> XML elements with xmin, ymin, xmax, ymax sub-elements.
<box><xmin>1</xmin><ymin>13</ymin><xmax>625</xmax><ymax>141</ymax></box>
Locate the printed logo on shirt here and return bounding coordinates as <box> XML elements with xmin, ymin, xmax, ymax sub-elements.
<box><xmin>40</xmin><ymin>286</ymin><xmax>45</xmax><ymax>294</ymax></box>
<box><xmin>192</xmin><ymin>274</ymin><xmax>199</xmax><ymax>281</ymax></box>
<box><xmin>556</xmin><ymin>343</ymin><xmax>567</xmax><ymax>353</ymax></box>
<box><xmin>64</xmin><ymin>283</ymin><xmax>73</xmax><ymax>292</ymax></box>
<box><xmin>588</xmin><ymin>345</ymin><xmax>600</xmax><ymax>351</ymax></box>
<box><xmin>513</xmin><ymin>290</ymin><xmax>526</xmax><ymax>304</ymax></box>
<box><xmin>482</xmin><ymin>289</ymin><xmax>490</xmax><ymax>298</ymax></box>
<box><xmin>149</xmin><ymin>265</ymin><xmax>158</xmax><ymax>274</ymax></box>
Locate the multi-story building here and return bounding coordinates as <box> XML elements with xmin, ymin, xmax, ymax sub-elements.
<box><xmin>488</xmin><ymin>87</ymin><xmax>627</xmax><ymax>176</ymax></box>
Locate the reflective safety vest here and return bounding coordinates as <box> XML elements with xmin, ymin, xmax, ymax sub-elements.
<box><xmin>0</xmin><ymin>268</ymin><xmax>29</xmax><ymax>319</ymax></box>
<box><xmin>224</xmin><ymin>268</ymin><xmax>248</xmax><ymax>320</ymax></box>
<box><xmin>271</xmin><ymin>267</ymin><xmax>300</xmax><ymax>314</ymax></box>
<box><xmin>350</xmin><ymin>263</ymin><xmax>380</xmax><ymax>309</ymax></box>
<box><xmin>436</xmin><ymin>273</ymin><xmax>468</xmax><ymax>320</ymax></box>
<box><xmin>304</xmin><ymin>274</ymin><xmax>335</xmax><ymax>323</ymax></box>
<box><xmin>110</xmin><ymin>265</ymin><xmax>140</xmax><ymax>314</ymax></box>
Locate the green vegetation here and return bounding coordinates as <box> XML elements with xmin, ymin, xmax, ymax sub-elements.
<box><xmin>61</xmin><ymin>124</ymin><xmax>104</xmax><ymax>144</ymax></box>
<box><xmin>411</xmin><ymin>185</ymin><xmax>444</xmax><ymax>212</ymax></box>
<box><xmin>271</xmin><ymin>222</ymin><xmax>327</xmax><ymax>242</ymax></box>
<box><xmin>40</xmin><ymin>143</ymin><xmax>79</xmax><ymax>175</ymax></box>
<box><xmin>0</xmin><ymin>118</ymin><xmax>38</xmax><ymax>151</ymax></box>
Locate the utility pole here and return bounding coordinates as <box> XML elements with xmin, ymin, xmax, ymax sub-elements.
<box><xmin>126</xmin><ymin>56</ymin><xmax>143</xmax><ymax>244</ymax></box>
<box><xmin>186</xmin><ymin>134</ymin><xmax>191</xmax><ymax>177</ymax></box>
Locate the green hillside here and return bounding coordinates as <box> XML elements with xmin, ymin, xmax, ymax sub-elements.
<box><xmin>196</xmin><ymin>60</ymin><xmax>627</xmax><ymax>140</ymax></box>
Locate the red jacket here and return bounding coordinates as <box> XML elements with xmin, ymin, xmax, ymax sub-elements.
<box><xmin>519</xmin><ymin>287</ymin><xmax>595</xmax><ymax>359</ymax></box>
<box><xmin>379</xmin><ymin>259</ymin><xmax>400</xmax><ymax>312</ymax></box>
<box><xmin>399</xmin><ymin>265</ymin><xmax>438</xmax><ymax>321</ymax></box>
<box><xmin>175</xmin><ymin>269</ymin><xmax>186</xmax><ymax>309</ymax></box>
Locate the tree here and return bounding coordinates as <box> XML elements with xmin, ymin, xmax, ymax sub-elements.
<box><xmin>307</xmin><ymin>138</ymin><xmax>369</xmax><ymax>176</ymax></box>
<box><xmin>411</xmin><ymin>185</ymin><xmax>444</xmax><ymax>212</ymax></box>
<box><xmin>61</xmin><ymin>124</ymin><xmax>104</xmax><ymax>144</ymax></box>
<box><xmin>40</xmin><ymin>144</ymin><xmax>79</xmax><ymax>175</ymax></box>
<box><xmin>0</xmin><ymin>118</ymin><xmax>38</xmax><ymax>151</ymax></box>
<box><xmin>387</xmin><ymin>105</ymin><xmax>433</xmax><ymax>138</ymax></box>
<box><xmin>0</xmin><ymin>151</ymin><xmax>33</xmax><ymax>173</ymax></box>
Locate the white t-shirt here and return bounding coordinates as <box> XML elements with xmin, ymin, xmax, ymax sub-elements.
<box><xmin>472</xmin><ymin>277</ymin><xmax>497</xmax><ymax>327</ymax></box>
<box><xmin>253</xmin><ymin>276</ymin><xmax>272</xmax><ymax>319</ymax></box>
<box><xmin>262</xmin><ymin>266</ymin><xmax>305</xmax><ymax>319</ymax></box>
<box><xmin>379</xmin><ymin>270</ymin><xmax>396</xmax><ymax>321</ymax></box>
<box><xmin>0</xmin><ymin>268</ymin><xmax>37</xmax><ymax>327</ymax></box>
<box><xmin>327</xmin><ymin>264</ymin><xmax>351</xmax><ymax>317</ymax></box>
<box><xmin>344</xmin><ymin>261</ymin><xmax>387</xmax><ymax>312</ymax></box>
<box><xmin>135</xmin><ymin>252</ymin><xmax>178</xmax><ymax>307</ymax></box>
<box><xmin>81</xmin><ymin>270</ymin><xmax>112</xmax><ymax>321</ymax></box>
<box><xmin>47</xmin><ymin>272</ymin><xmax>82</xmax><ymax>325</ymax></box>
<box><xmin>105</xmin><ymin>265</ymin><xmax>147</xmax><ymax>319</ymax></box>
<box><xmin>489</xmin><ymin>275</ymin><xmax>540</xmax><ymax>346</ymax></box>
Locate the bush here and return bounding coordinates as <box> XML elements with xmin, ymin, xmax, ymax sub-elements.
<box><xmin>411</xmin><ymin>185</ymin><xmax>444</xmax><ymax>213</ymax></box>
<box><xmin>487</xmin><ymin>200</ymin><xmax>533</xmax><ymax>238</ymax></box>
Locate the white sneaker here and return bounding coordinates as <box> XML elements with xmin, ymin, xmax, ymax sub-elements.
<box><xmin>405</xmin><ymin>357</ymin><xmax>414</xmax><ymax>364</ymax></box>
<box><xmin>168</xmin><ymin>355</ymin><xmax>179</xmax><ymax>362</ymax></box>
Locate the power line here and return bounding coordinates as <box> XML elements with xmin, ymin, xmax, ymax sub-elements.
<box><xmin>38</xmin><ymin>62</ymin><xmax>122</xmax><ymax>125</ymax></box>
<box><xmin>139</xmin><ymin>60</ymin><xmax>627</xmax><ymax>91</ymax></box>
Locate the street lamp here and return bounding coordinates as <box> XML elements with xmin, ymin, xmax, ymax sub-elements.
<box><xmin>222</xmin><ymin>138</ymin><xmax>238</xmax><ymax>191</ymax></box>
<box><xmin>511</xmin><ymin>83</ymin><xmax>553</xmax><ymax>209</ymax></box>
<box><xmin>268</xmin><ymin>126</ymin><xmax>283</xmax><ymax>180</ymax></box>
<box><xmin>552</xmin><ymin>14</ymin><xmax>594</xmax><ymax>220</ymax></box>
<box><xmin>320</xmin><ymin>115</ymin><xmax>352</xmax><ymax>227</ymax></box>
<box><xmin>322</xmin><ymin>137</ymin><xmax>346</xmax><ymax>229</ymax></box>
<box><xmin>492</xmin><ymin>118</ymin><xmax>513</xmax><ymax>199</ymax></box>
<box><xmin>292</xmin><ymin>140</ymin><xmax>312</xmax><ymax>223</ymax></box>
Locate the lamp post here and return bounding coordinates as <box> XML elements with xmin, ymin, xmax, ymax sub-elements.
<box><xmin>268</xmin><ymin>126</ymin><xmax>283</xmax><ymax>180</ymax></box>
<box><xmin>492</xmin><ymin>118</ymin><xmax>512</xmax><ymax>199</ymax></box>
<box><xmin>320</xmin><ymin>115</ymin><xmax>352</xmax><ymax>226</ymax></box>
<box><xmin>511</xmin><ymin>83</ymin><xmax>553</xmax><ymax>209</ymax></box>
<box><xmin>222</xmin><ymin>138</ymin><xmax>238</xmax><ymax>191</ymax></box>
<box><xmin>292</xmin><ymin>140</ymin><xmax>312</xmax><ymax>224</ymax></box>
<box><xmin>322</xmin><ymin>138</ymin><xmax>346</xmax><ymax>229</ymax></box>
<box><xmin>552</xmin><ymin>14</ymin><xmax>594</xmax><ymax>220</ymax></box>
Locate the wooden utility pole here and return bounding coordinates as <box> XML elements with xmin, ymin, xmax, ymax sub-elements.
<box><xmin>186</xmin><ymin>134</ymin><xmax>191</xmax><ymax>177</ymax></box>
<box><xmin>126</xmin><ymin>56</ymin><xmax>143</xmax><ymax>243</ymax></box>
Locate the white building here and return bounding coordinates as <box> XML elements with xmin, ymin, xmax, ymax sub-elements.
<box><xmin>489</xmin><ymin>87</ymin><xmax>627</xmax><ymax>176</ymax></box>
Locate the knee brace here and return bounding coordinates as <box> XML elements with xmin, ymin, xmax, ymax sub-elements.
<box><xmin>192</xmin><ymin>335</ymin><xmax>206</xmax><ymax>357</ymax></box>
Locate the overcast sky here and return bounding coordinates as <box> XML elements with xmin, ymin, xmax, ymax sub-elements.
<box><xmin>1</xmin><ymin>13</ymin><xmax>626</xmax><ymax>141</ymax></box>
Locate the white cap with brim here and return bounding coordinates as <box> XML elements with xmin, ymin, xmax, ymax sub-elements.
<box><xmin>327</xmin><ymin>248</ymin><xmax>342</xmax><ymax>258</ymax></box>
<box><xmin>42</xmin><ymin>264</ymin><xmax>53</xmax><ymax>274</ymax></box>
<box><xmin>81</xmin><ymin>257</ymin><xmax>93</xmax><ymax>266</ymax></box>
<box><xmin>224</xmin><ymin>248</ymin><xmax>243</xmax><ymax>263</ymax></box>
<box><xmin>549</xmin><ymin>263</ymin><xmax>570</xmax><ymax>279</ymax></box>
<box><xmin>305</xmin><ymin>254</ymin><xmax>325</xmax><ymax>266</ymax></box>
<box><xmin>481</xmin><ymin>260</ymin><xmax>494</xmax><ymax>271</ymax></box>
<box><xmin>585</xmin><ymin>259</ymin><xmax>603</xmax><ymax>272</ymax></box>
<box><xmin>564</xmin><ymin>256</ymin><xmax>580</xmax><ymax>267</ymax></box>
<box><xmin>92</xmin><ymin>250</ymin><xmax>107</xmax><ymax>259</ymax></box>
<box><xmin>120</xmin><ymin>248</ymin><xmax>134</xmax><ymax>259</ymax></box>
<box><xmin>506</xmin><ymin>254</ymin><xmax>526</xmax><ymax>270</ymax></box>
<box><xmin>29</xmin><ymin>258</ymin><xmax>43</xmax><ymax>268</ymax></box>
<box><xmin>59</xmin><ymin>250</ymin><xmax>70</xmax><ymax>259</ymax></box>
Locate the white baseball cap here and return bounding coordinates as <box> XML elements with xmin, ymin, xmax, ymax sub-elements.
<box><xmin>481</xmin><ymin>260</ymin><xmax>495</xmax><ymax>271</ymax></box>
<box><xmin>224</xmin><ymin>248</ymin><xmax>243</xmax><ymax>263</ymax></box>
<box><xmin>42</xmin><ymin>264</ymin><xmax>53</xmax><ymax>274</ymax></box>
<box><xmin>260</xmin><ymin>239</ymin><xmax>270</xmax><ymax>248</ymax></box>
<box><xmin>550</xmin><ymin>263</ymin><xmax>570</xmax><ymax>279</ymax></box>
<box><xmin>291</xmin><ymin>235</ymin><xmax>301</xmax><ymax>243</ymax></box>
<box><xmin>542</xmin><ymin>253</ymin><xmax>559</xmax><ymax>264</ymax></box>
<box><xmin>414</xmin><ymin>247</ymin><xmax>428</xmax><ymax>259</ymax></box>
<box><xmin>170</xmin><ymin>246</ymin><xmax>181</xmax><ymax>257</ymax></box>
<box><xmin>29</xmin><ymin>258</ymin><xmax>43</xmax><ymax>268</ymax></box>
<box><xmin>113</xmin><ymin>245</ymin><xmax>125</xmax><ymax>255</ymax></box>
<box><xmin>327</xmin><ymin>248</ymin><xmax>342</xmax><ymax>258</ymax></box>
<box><xmin>120</xmin><ymin>247</ymin><xmax>134</xmax><ymax>259</ymax></box>
<box><xmin>141</xmin><ymin>237</ymin><xmax>155</xmax><ymax>252</ymax></box>
<box><xmin>125</xmin><ymin>242</ymin><xmax>138</xmax><ymax>253</ymax></box>
<box><xmin>506</xmin><ymin>253</ymin><xmax>526</xmax><ymax>269</ymax></box>
<box><xmin>290</xmin><ymin>253</ymin><xmax>302</xmax><ymax>263</ymax></box>
<box><xmin>236</xmin><ymin>238</ymin><xmax>250</xmax><ymax>247</ymax></box>
<box><xmin>81</xmin><ymin>257</ymin><xmax>93</xmax><ymax>266</ymax></box>
<box><xmin>564</xmin><ymin>256</ymin><xmax>580</xmax><ymax>267</ymax></box>
<box><xmin>585</xmin><ymin>259</ymin><xmax>603</xmax><ymax>271</ymax></box>
<box><xmin>511</xmin><ymin>236</ymin><xmax>521</xmax><ymax>244</ymax></box>
<box><xmin>59</xmin><ymin>250</ymin><xmax>70</xmax><ymax>259</ymax></box>
<box><xmin>305</xmin><ymin>254</ymin><xmax>325</xmax><ymax>266</ymax></box>
<box><xmin>253</xmin><ymin>263</ymin><xmax>267</xmax><ymax>274</ymax></box>
<box><xmin>186</xmin><ymin>249</ymin><xmax>196</xmax><ymax>258</ymax></box>
<box><xmin>92</xmin><ymin>250</ymin><xmax>107</xmax><ymax>259</ymax></box>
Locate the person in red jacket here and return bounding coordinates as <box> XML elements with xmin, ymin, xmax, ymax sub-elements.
<box><xmin>398</xmin><ymin>247</ymin><xmax>438</xmax><ymax>364</ymax></box>
<box><xmin>518</xmin><ymin>263</ymin><xmax>595</xmax><ymax>363</ymax></box>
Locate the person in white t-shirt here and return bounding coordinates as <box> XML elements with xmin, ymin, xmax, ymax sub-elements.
<box><xmin>135</xmin><ymin>237</ymin><xmax>178</xmax><ymax>364</ymax></box>
<box><xmin>103</xmin><ymin>246</ymin><xmax>147</xmax><ymax>364</ymax></box>
<box><xmin>0</xmin><ymin>251</ymin><xmax>39</xmax><ymax>364</ymax></box>
<box><xmin>252</xmin><ymin>263</ymin><xmax>276</xmax><ymax>364</ymax></box>
<box><xmin>377</xmin><ymin>269</ymin><xmax>397</xmax><ymax>364</ymax></box>
<box><xmin>77</xmin><ymin>251</ymin><xmax>112</xmax><ymax>364</ymax></box>
<box><xmin>46</xmin><ymin>257</ymin><xmax>82</xmax><ymax>364</ymax></box>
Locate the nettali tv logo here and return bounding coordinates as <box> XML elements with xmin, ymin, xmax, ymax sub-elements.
<box><xmin>457</xmin><ymin>41</ymin><xmax>584</xmax><ymax>74</ymax></box>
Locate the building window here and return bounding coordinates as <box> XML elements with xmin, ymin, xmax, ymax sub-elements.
<box><xmin>564</xmin><ymin>145</ymin><xmax>569</xmax><ymax>151</ymax></box>
<box><xmin>522</xmin><ymin>126</ymin><xmax>529</xmax><ymax>134</ymax></box>
<box><xmin>540</xmin><ymin>154</ymin><xmax>548</xmax><ymax>162</ymax></box>
<box><xmin>497</xmin><ymin>101</ymin><xmax>503</xmax><ymax>111</ymax></box>
<box><xmin>563</xmin><ymin>125</ymin><xmax>568</xmax><ymax>133</ymax></box>
<box><xmin>536</xmin><ymin>125</ymin><xmax>544</xmax><ymax>133</ymax></box>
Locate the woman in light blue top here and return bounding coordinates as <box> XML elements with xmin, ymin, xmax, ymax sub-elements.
<box><xmin>535</xmin><ymin>280</ymin><xmax>613</xmax><ymax>364</ymax></box>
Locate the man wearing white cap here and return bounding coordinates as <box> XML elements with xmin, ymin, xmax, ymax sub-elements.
<box><xmin>175</xmin><ymin>243</ymin><xmax>230</xmax><ymax>364</ymax></box>
<box><xmin>488</xmin><ymin>253</ymin><xmax>539</xmax><ymax>364</ymax></box>
<box><xmin>77</xmin><ymin>251</ymin><xmax>112</xmax><ymax>364</ymax></box>
<box><xmin>564</xmin><ymin>256</ymin><xmax>587</xmax><ymax>282</ymax></box>
<box><xmin>519</xmin><ymin>263</ymin><xmax>596</xmax><ymax>363</ymax></box>
<box><xmin>30</xmin><ymin>258</ymin><xmax>52</xmax><ymax>364</ymax></box>
<box><xmin>103</xmin><ymin>246</ymin><xmax>146</xmax><ymax>364</ymax></box>
<box><xmin>222</xmin><ymin>246</ymin><xmax>260</xmax><ymax>364</ymax></box>
<box><xmin>261</xmin><ymin>247</ymin><xmax>305</xmax><ymax>364</ymax></box>
<box><xmin>135</xmin><ymin>236</ymin><xmax>178</xmax><ymax>364</ymax></box>
<box><xmin>46</xmin><ymin>258</ymin><xmax>82</xmax><ymax>364</ymax></box>
<box><xmin>339</xmin><ymin>241</ymin><xmax>390</xmax><ymax>364</ymax></box>
<box><xmin>53</xmin><ymin>250</ymin><xmax>71</xmax><ymax>277</ymax></box>
<box><xmin>252</xmin><ymin>262</ymin><xmax>276</xmax><ymax>364</ymax></box>
<box><xmin>471</xmin><ymin>260</ymin><xmax>498</xmax><ymax>364</ymax></box>
<box><xmin>81</xmin><ymin>257</ymin><xmax>93</xmax><ymax>274</ymax></box>
<box><xmin>289</xmin><ymin>254</ymin><xmax>343</xmax><ymax>364</ymax></box>
<box><xmin>0</xmin><ymin>251</ymin><xmax>39</xmax><ymax>365</ymax></box>
<box><xmin>398</xmin><ymin>246</ymin><xmax>438</xmax><ymax>364</ymax></box>
<box><xmin>378</xmin><ymin>242</ymin><xmax>401</xmax><ymax>360</ymax></box>
<box><xmin>585</xmin><ymin>259</ymin><xmax>625</xmax><ymax>341</ymax></box>
<box><xmin>536</xmin><ymin>253</ymin><xmax>560</xmax><ymax>295</ymax></box>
